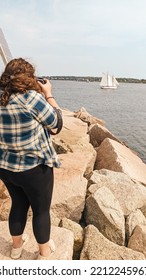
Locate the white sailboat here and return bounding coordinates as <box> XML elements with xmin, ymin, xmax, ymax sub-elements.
<box><xmin>100</xmin><ymin>73</ymin><xmax>119</xmax><ymax>89</ymax></box>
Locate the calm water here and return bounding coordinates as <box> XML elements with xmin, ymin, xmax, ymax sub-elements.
<box><xmin>52</xmin><ymin>80</ymin><xmax>146</xmax><ymax>163</ymax></box>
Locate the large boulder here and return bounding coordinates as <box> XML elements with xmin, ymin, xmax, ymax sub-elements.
<box><xmin>80</xmin><ymin>225</ymin><xmax>145</xmax><ymax>260</ymax></box>
<box><xmin>88</xmin><ymin>123</ymin><xmax>122</xmax><ymax>147</ymax></box>
<box><xmin>59</xmin><ymin>217</ymin><xmax>84</xmax><ymax>259</ymax></box>
<box><xmin>0</xmin><ymin>221</ymin><xmax>74</xmax><ymax>260</ymax></box>
<box><xmin>74</xmin><ymin>107</ymin><xmax>105</xmax><ymax>126</ymax></box>
<box><xmin>95</xmin><ymin>138</ymin><xmax>146</xmax><ymax>186</ymax></box>
<box><xmin>51</xmin><ymin>109</ymin><xmax>97</xmax><ymax>223</ymax></box>
<box><xmin>85</xmin><ymin>187</ymin><xmax>125</xmax><ymax>245</ymax></box>
<box><xmin>88</xmin><ymin>169</ymin><xmax>146</xmax><ymax>216</ymax></box>
<box><xmin>51</xmin><ymin>152</ymin><xmax>88</xmax><ymax>222</ymax></box>
<box><xmin>52</xmin><ymin>109</ymin><xmax>89</xmax><ymax>153</ymax></box>
<box><xmin>128</xmin><ymin>225</ymin><xmax>146</xmax><ymax>258</ymax></box>
<box><xmin>125</xmin><ymin>209</ymin><xmax>146</xmax><ymax>240</ymax></box>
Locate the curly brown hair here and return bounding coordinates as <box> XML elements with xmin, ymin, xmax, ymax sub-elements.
<box><xmin>0</xmin><ymin>58</ymin><xmax>41</xmax><ymax>106</ymax></box>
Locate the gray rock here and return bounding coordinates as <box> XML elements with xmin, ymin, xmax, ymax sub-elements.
<box><xmin>75</xmin><ymin>107</ymin><xmax>105</xmax><ymax>126</ymax></box>
<box><xmin>85</xmin><ymin>187</ymin><xmax>125</xmax><ymax>245</ymax></box>
<box><xmin>88</xmin><ymin>123</ymin><xmax>122</xmax><ymax>147</ymax></box>
<box><xmin>52</xmin><ymin>152</ymin><xmax>88</xmax><ymax>222</ymax></box>
<box><xmin>0</xmin><ymin>221</ymin><xmax>74</xmax><ymax>260</ymax></box>
<box><xmin>59</xmin><ymin>217</ymin><xmax>84</xmax><ymax>259</ymax></box>
<box><xmin>94</xmin><ymin>138</ymin><xmax>146</xmax><ymax>186</ymax></box>
<box><xmin>128</xmin><ymin>225</ymin><xmax>146</xmax><ymax>258</ymax></box>
<box><xmin>125</xmin><ymin>209</ymin><xmax>146</xmax><ymax>240</ymax></box>
<box><xmin>0</xmin><ymin>180</ymin><xmax>5</xmax><ymax>197</ymax></box>
<box><xmin>88</xmin><ymin>169</ymin><xmax>146</xmax><ymax>216</ymax></box>
<box><xmin>80</xmin><ymin>225</ymin><xmax>145</xmax><ymax>260</ymax></box>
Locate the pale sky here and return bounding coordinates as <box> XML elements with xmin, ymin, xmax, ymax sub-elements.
<box><xmin>0</xmin><ymin>0</ymin><xmax>146</xmax><ymax>78</ymax></box>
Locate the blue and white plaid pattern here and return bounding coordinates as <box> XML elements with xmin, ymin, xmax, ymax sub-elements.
<box><xmin>0</xmin><ymin>90</ymin><xmax>61</xmax><ymax>171</ymax></box>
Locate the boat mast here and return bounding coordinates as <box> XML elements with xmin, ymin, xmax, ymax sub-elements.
<box><xmin>107</xmin><ymin>72</ymin><xmax>109</xmax><ymax>87</ymax></box>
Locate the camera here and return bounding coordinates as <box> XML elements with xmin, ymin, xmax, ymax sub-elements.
<box><xmin>37</xmin><ymin>77</ymin><xmax>46</xmax><ymax>84</ymax></box>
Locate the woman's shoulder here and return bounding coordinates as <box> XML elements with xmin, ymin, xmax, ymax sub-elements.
<box><xmin>23</xmin><ymin>90</ymin><xmax>41</xmax><ymax>99</ymax></box>
<box><xmin>19</xmin><ymin>90</ymin><xmax>45</xmax><ymax>103</ymax></box>
<box><xmin>7</xmin><ymin>90</ymin><xmax>44</xmax><ymax>108</ymax></box>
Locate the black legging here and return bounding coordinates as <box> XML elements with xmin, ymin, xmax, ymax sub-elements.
<box><xmin>0</xmin><ymin>165</ymin><xmax>54</xmax><ymax>244</ymax></box>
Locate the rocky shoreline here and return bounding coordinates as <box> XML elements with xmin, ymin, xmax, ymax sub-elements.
<box><xmin>0</xmin><ymin>107</ymin><xmax>146</xmax><ymax>260</ymax></box>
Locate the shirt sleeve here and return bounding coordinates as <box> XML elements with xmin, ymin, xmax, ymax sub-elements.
<box><xmin>27</xmin><ymin>92</ymin><xmax>59</xmax><ymax>130</ymax></box>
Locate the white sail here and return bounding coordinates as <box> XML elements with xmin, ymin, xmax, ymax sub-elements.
<box><xmin>100</xmin><ymin>73</ymin><xmax>119</xmax><ymax>89</ymax></box>
<box><xmin>100</xmin><ymin>73</ymin><xmax>107</xmax><ymax>87</ymax></box>
<box><xmin>108</xmin><ymin>74</ymin><xmax>113</xmax><ymax>86</ymax></box>
<box><xmin>113</xmin><ymin>76</ymin><xmax>119</xmax><ymax>86</ymax></box>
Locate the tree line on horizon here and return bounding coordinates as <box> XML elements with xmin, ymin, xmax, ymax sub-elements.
<box><xmin>42</xmin><ymin>76</ymin><xmax>146</xmax><ymax>83</ymax></box>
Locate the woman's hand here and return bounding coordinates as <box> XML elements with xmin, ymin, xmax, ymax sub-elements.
<box><xmin>37</xmin><ymin>79</ymin><xmax>52</xmax><ymax>99</ymax></box>
<box><xmin>37</xmin><ymin>78</ymin><xmax>61</xmax><ymax>109</ymax></box>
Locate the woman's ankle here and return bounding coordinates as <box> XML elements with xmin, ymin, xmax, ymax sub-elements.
<box><xmin>12</xmin><ymin>235</ymin><xmax>23</xmax><ymax>248</ymax></box>
<box><xmin>39</xmin><ymin>246</ymin><xmax>52</xmax><ymax>257</ymax></box>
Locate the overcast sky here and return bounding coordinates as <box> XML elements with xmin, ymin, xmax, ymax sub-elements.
<box><xmin>0</xmin><ymin>0</ymin><xmax>146</xmax><ymax>78</ymax></box>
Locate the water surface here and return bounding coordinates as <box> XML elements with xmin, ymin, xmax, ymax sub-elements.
<box><xmin>52</xmin><ymin>81</ymin><xmax>146</xmax><ymax>163</ymax></box>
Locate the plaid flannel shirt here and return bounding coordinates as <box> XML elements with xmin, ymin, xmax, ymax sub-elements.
<box><xmin>0</xmin><ymin>90</ymin><xmax>61</xmax><ymax>172</ymax></box>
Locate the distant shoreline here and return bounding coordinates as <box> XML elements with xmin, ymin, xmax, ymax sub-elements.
<box><xmin>44</xmin><ymin>76</ymin><xmax>146</xmax><ymax>84</ymax></box>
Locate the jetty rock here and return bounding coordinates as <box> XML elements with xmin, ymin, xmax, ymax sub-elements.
<box><xmin>59</xmin><ymin>217</ymin><xmax>84</xmax><ymax>260</ymax></box>
<box><xmin>87</xmin><ymin>169</ymin><xmax>146</xmax><ymax>216</ymax></box>
<box><xmin>88</xmin><ymin>122</ymin><xmax>122</xmax><ymax>147</ymax></box>
<box><xmin>125</xmin><ymin>209</ymin><xmax>146</xmax><ymax>240</ymax></box>
<box><xmin>0</xmin><ymin>180</ymin><xmax>5</xmax><ymax>196</ymax></box>
<box><xmin>0</xmin><ymin>107</ymin><xmax>146</xmax><ymax>260</ymax></box>
<box><xmin>80</xmin><ymin>225</ymin><xmax>145</xmax><ymax>260</ymax></box>
<box><xmin>0</xmin><ymin>221</ymin><xmax>74</xmax><ymax>260</ymax></box>
<box><xmin>86</xmin><ymin>186</ymin><xmax>125</xmax><ymax>245</ymax></box>
<box><xmin>74</xmin><ymin>107</ymin><xmax>105</xmax><ymax>126</ymax></box>
<box><xmin>51</xmin><ymin>109</ymin><xmax>96</xmax><ymax>222</ymax></box>
<box><xmin>94</xmin><ymin>137</ymin><xmax>146</xmax><ymax>186</ymax></box>
<box><xmin>127</xmin><ymin>225</ymin><xmax>146</xmax><ymax>258</ymax></box>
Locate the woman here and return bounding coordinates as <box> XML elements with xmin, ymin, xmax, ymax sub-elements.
<box><xmin>0</xmin><ymin>58</ymin><xmax>63</xmax><ymax>260</ymax></box>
